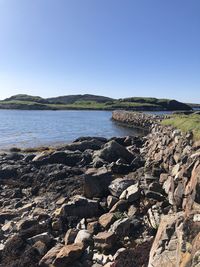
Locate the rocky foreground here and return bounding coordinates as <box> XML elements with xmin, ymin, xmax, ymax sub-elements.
<box><xmin>0</xmin><ymin>121</ymin><xmax>200</xmax><ymax>266</ymax></box>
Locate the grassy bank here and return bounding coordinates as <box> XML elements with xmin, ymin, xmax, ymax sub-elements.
<box><xmin>162</xmin><ymin>114</ymin><xmax>200</xmax><ymax>140</ymax></box>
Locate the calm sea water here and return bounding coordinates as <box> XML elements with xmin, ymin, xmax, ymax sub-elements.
<box><xmin>0</xmin><ymin>110</ymin><xmax>146</xmax><ymax>149</ymax></box>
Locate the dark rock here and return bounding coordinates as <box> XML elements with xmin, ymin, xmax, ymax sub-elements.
<box><xmin>33</xmin><ymin>151</ymin><xmax>83</xmax><ymax>166</ymax></box>
<box><xmin>64</xmin><ymin>229</ymin><xmax>79</xmax><ymax>245</ymax></box>
<box><xmin>0</xmin><ymin>165</ymin><xmax>18</xmax><ymax>179</ymax></box>
<box><xmin>94</xmin><ymin>231</ymin><xmax>117</xmax><ymax>250</ymax></box>
<box><xmin>74</xmin><ymin>136</ymin><xmax>107</xmax><ymax>143</ymax></box>
<box><xmin>94</xmin><ymin>140</ymin><xmax>134</xmax><ymax>164</ymax></box>
<box><xmin>1</xmin><ymin>234</ymin><xmax>41</xmax><ymax>267</ymax></box>
<box><xmin>62</xmin><ymin>139</ymin><xmax>104</xmax><ymax>152</ymax></box>
<box><xmin>145</xmin><ymin>190</ymin><xmax>166</xmax><ymax>202</ymax></box>
<box><xmin>0</xmin><ymin>212</ymin><xmax>17</xmax><ymax>224</ymax></box>
<box><xmin>109</xmin><ymin>199</ymin><xmax>129</xmax><ymax>213</ymax></box>
<box><xmin>60</xmin><ymin>196</ymin><xmax>102</xmax><ymax>219</ymax></box>
<box><xmin>84</xmin><ymin>167</ymin><xmax>113</xmax><ymax>198</ymax></box>
<box><xmin>5</xmin><ymin>153</ymin><xmax>24</xmax><ymax>161</ymax></box>
<box><xmin>110</xmin><ymin>218</ymin><xmax>131</xmax><ymax>237</ymax></box>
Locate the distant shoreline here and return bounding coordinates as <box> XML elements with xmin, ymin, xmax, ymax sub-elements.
<box><xmin>0</xmin><ymin>93</ymin><xmax>193</xmax><ymax>111</ymax></box>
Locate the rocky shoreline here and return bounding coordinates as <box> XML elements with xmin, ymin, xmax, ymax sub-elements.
<box><xmin>0</xmin><ymin>116</ymin><xmax>200</xmax><ymax>267</ymax></box>
<box><xmin>112</xmin><ymin>110</ymin><xmax>165</xmax><ymax>130</ymax></box>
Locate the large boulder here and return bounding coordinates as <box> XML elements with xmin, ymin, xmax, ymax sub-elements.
<box><xmin>59</xmin><ymin>196</ymin><xmax>102</xmax><ymax>219</ymax></box>
<box><xmin>93</xmin><ymin>140</ymin><xmax>134</xmax><ymax>163</ymax></box>
<box><xmin>1</xmin><ymin>234</ymin><xmax>41</xmax><ymax>267</ymax></box>
<box><xmin>33</xmin><ymin>151</ymin><xmax>83</xmax><ymax>166</ymax></box>
<box><xmin>62</xmin><ymin>139</ymin><xmax>104</xmax><ymax>152</ymax></box>
<box><xmin>53</xmin><ymin>243</ymin><xmax>84</xmax><ymax>267</ymax></box>
<box><xmin>84</xmin><ymin>167</ymin><xmax>113</xmax><ymax>198</ymax></box>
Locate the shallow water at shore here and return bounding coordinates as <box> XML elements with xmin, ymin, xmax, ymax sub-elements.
<box><xmin>0</xmin><ymin>110</ymin><xmax>146</xmax><ymax>149</ymax></box>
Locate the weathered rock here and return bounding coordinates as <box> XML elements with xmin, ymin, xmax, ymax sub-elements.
<box><xmin>183</xmin><ymin>161</ymin><xmax>200</xmax><ymax>211</ymax></box>
<box><xmin>94</xmin><ymin>140</ymin><xmax>134</xmax><ymax>164</ymax></box>
<box><xmin>148</xmin><ymin>212</ymin><xmax>184</xmax><ymax>267</ymax></box>
<box><xmin>147</xmin><ymin>205</ymin><xmax>161</xmax><ymax>229</ymax></box>
<box><xmin>145</xmin><ymin>190</ymin><xmax>165</xmax><ymax>201</ymax></box>
<box><xmin>109</xmin><ymin>199</ymin><xmax>129</xmax><ymax>213</ymax></box>
<box><xmin>99</xmin><ymin>213</ymin><xmax>116</xmax><ymax>229</ymax></box>
<box><xmin>113</xmin><ymin>248</ymin><xmax>137</xmax><ymax>267</ymax></box>
<box><xmin>53</xmin><ymin>243</ymin><xmax>84</xmax><ymax>267</ymax></box>
<box><xmin>93</xmin><ymin>253</ymin><xmax>113</xmax><ymax>265</ymax></box>
<box><xmin>74</xmin><ymin>230</ymin><xmax>93</xmax><ymax>247</ymax></box>
<box><xmin>17</xmin><ymin>218</ymin><xmax>38</xmax><ymax>231</ymax></box>
<box><xmin>127</xmin><ymin>205</ymin><xmax>138</xmax><ymax>217</ymax></box>
<box><xmin>163</xmin><ymin>175</ymin><xmax>174</xmax><ymax>205</ymax></box>
<box><xmin>174</xmin><ymin>182</ymin><xmax>184</xmax><ymax>207</ymax></box>
<box><xmin>63</xmin><ymin>139</ymin><xmax>104</xmax><ymax>152</ymax></box>
<box><xmin>87</xmin><ymin>220</ymin><xmax>99</xmax><ymax>235</ymax></box>
<box><xmin>60</xmin><ymin>196</ymin><xmax>102</xmax><ymax>219</ymax></box>
<box><xmin>64</xmin><ymin>229</ymin><xmax>79</xmax><ymax>245</ymax></box>
<box><xmin>109</xmin><ymin>218</ymin><xmax>131</xmax><ymax>236</ymax></box>
<box><xmin>84</xmin><ymin>167</ymin><xmax>113</xmax><ymax>198</ymax></box>
<box><xmin>109</xmin><ymin>178</ymin><xmax>135</xmax><ymax>197</ymax></box>
<box><xmin>0</xmin><ymin>165</ymin><xmax>18</xmax><ymax>179</ymax></box>
<box><xmin>1</xmin><ymin>221</ymin><xmax>15</xmax><ymax>233</ymax></box>
<box><xmin>1</xmin><ymin>234</ymin><xmax>41</xmax><ymax>267</ymax></box>
<box><xmin>39</xmin><ymin>243</ymin><xmax>64</xmax><ymax>266</ymax></box>
<box><xmin>94</xmin><ymin>231</ymin><xmax>117</xmax><ymax>250</ymax></box>
<box><xmin>18</xmin><ymin>202</ymin><xmax>35</xmax><ymax>213</ymax></box>
<box><xmin>119</xmin><ymin>183</ymin><xmax>141</xmax><ymax>202</ymax></box>
<box><xmin>159</xmin><ymin>173</ymin><xmax>169</xmax><ymax>184</ymax></box>
<box><xmin>27</xmin><ymin>232</ymin><xmax>53</xmax><ymax>247</ymax></box>
<box><xmin>33</xmin><ymin>240</ymin><xmax>48</xmax><ymax>256</ymax></box>
<box><xmin>33</xmin><ymin>151</ymin><xmax>83</xmax><ymax>166</ymax></box>
<box><xmin>107</xmin><ymin>195</ymin><xmax>118</xmax><ymax>209</ymax></box>
<box><xmin>0</xmin><ymin>211</ymin><xmax>17</xmax><ymax>224</ymax></box>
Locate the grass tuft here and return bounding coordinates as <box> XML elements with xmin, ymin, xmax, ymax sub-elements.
<box><xmin>162</xmin><ymin>114</ymin><xmax>200</xmax><ymax>141</ymax></box>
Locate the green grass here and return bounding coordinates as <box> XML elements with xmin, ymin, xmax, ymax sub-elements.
<box><xmin>110</xmin><ymin>101</ymin><xmax>159</xmax><ymax>108</ymax></box>
<box><xmin>0</xmin><ymin>99</ymin><xmax>162</xmax><ymax>110</ymax></box>
<box><xmin>162</xmin><ymin>114</ymin><xmax>200</xmax><ymax>141</ymax></box>
<box><xmin>49</xmin><ymin>101</ymin><xmax>107</xmax><ymax>110</ymax></box>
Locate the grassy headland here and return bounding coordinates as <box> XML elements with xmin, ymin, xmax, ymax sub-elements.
<box><xmin>162</xmin><ymin>114</ymin><xmax>200</xmax><ymax>140</ymax></box>
<box><xmin>0</xmin><ymin>94</ymin><xmax>192</xmax><ymax>111</ymax></box>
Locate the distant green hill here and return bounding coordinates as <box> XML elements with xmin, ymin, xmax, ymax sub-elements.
<box><xmin>0</xmin><ymin>94</ymin><xmax>192</xmax><ymax>111</ymax></box>
<box><xmin>186</xmin><ymin>103</ymin><xmax>200</xmax><ymax>109</ymax></box>
<box><xmin>47</xmin><ymin>94</ymin><xmax>114</xmax><ymax>104</ymax></box>
<box><xmin>4</xmin><ymin>94</ymin><xmax>49</xmax><ymax>104</ymax></box>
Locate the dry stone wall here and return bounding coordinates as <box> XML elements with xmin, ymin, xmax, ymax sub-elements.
<box><xmin>143</xmin><ymin>124</ymin><xmax>200</xmax><ymax>267</ymax></box>
<box><xmin>112</xmin><ymin>110</ymin><xmax>200</xmax><ymax>266</ymax></box>
<box><xmin>112</xmin><ymin>110</ymin><xmax>164</xmax><ymax>129</ymax></box>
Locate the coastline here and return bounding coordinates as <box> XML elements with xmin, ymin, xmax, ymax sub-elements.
<box><xmin>0</xmin><ymin>112</ymin><xmax>200</xmax><ymax>266</ymax></box>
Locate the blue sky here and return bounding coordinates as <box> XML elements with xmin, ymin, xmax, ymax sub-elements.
<box><xmin>0</xmin><ymin>0</ymin><xmax>199</xmax><ymax>102</ymax></box>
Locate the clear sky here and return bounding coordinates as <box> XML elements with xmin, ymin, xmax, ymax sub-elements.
<box><xmin>0</xmin><ymin>0</ymin><xmax>199</xmax><ymax>102</ymax></box>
